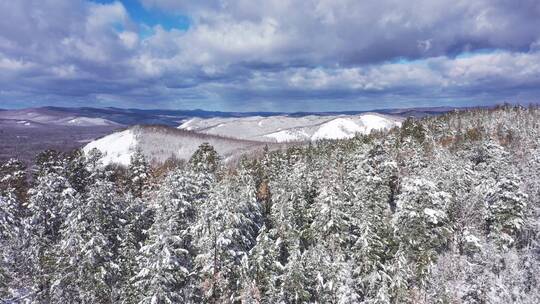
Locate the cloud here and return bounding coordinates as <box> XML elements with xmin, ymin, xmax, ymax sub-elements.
<box><xmin>0</xmin><ymin>0</ymin><xmax>539</xmax><ymax>111</ymax></box>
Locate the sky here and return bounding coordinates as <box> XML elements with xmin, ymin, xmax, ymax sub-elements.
<box><xmin>0</xmin><ymin>0</ymin><xmax>540</xmax><ymax>111</ymax></box>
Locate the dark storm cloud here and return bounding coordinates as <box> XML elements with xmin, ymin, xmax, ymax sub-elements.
<box><xmin>0</xmin><ymin>0</ymin><xmax>539</xmax><ymax>110</ymax></box>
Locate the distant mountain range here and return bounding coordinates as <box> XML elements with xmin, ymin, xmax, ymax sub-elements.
<box><xmin>0</xmin><ymin>105</ymin><xmax>479</xmax><ymax>164</ymax></box>
<box><xmin>178</xmin><ymin>113</ymin><xmax>403</xmax><ymax>143</ymax></box>
<box><xmin>0</xmin><ymin>105</ymin><xmax>460</xmax><ymax>128</ymax></box>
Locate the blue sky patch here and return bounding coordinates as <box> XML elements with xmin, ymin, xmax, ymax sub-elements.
<box><xmin>91</xmin><ymin>0</ymin><xmax>190</xmax><ymax>31</ymax></box>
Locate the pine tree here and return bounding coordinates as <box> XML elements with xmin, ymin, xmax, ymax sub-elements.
<box><xmin>133</xmin><ymin>170</ymin><xmax>201</xmax><ymax>303</ymax></box>
<box><xmin>485</xmin><ymin>174</ymin><xmax>527</xmax><ymax>249</ymax></box>
<box><xmin>52</xmin><ymin>170</ymin><xmax>123</xmax><ymax>303</ymax></box>
<box><xmin>393</xmin><ymin>178</ymin><xmax>452</xmax><ymax>285</ymax></box>
<box><xmin>25</xmin><ymin>172</ymin><xmax>74</xmax><ymax>303</ymax></box>
<box><xmin>0</xmin><ymin>192</ymin><xmax>20</xmax><ymax>300</ymax></box>
<box><xmin>196</xmin><ymin>172</ymin><xmax>260</xmax><ymax>303</ymax></box>
<box><xmin>0</xmin><ymin>158</ymin><xmax>28</xmax><ymax>203</ymax></box>
<box><xmin>63</xmin><ymin>149</ymin><xmax>91</xmax><ymax>194</ymax></box>
<box><xmin>33</xmin><ymin>149</ymin><xmax>63</xmax><ymax>178</ymax></box>
<box><xmin>117</xmin><ymin>193</ymin><xmax>153</xmax><ymax>303</ymax></box>
<box><xmin>245</xmin><ymin>226</ymin><xmax>282</xmax><ymax>302</ymax></box>
<box><xmin>127</xmin><ymin>149</ymin><xmax>149</xmax><ymax>198</ymax></box>
<box><xmin>189</xmin><ymin>143</ymin><xmax>220</xmax><ymax>174</ymax></box>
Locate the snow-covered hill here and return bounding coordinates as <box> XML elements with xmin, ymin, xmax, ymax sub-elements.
<box><xmin>83</xmin><ymin>125</ymin><xmax>272</xmax><ymax>166</ymax></box>
<box><xmin>83</xmin><ymin>129</ymin><xmax>137</xmax><ymax>166</ymax></box>
<box><xmin>178</xmin><ymin>113</ymin><xmax>402</xmax><ymax>142</ymax></box>
<box><xmin>66</xmin><ymin>117</ymin><xmax>120</xmax><ymax>126</ymax></box>
<box><xmin>0</xmin><ymin>108</ymin><xmax>120</xmax><ymax>127</ymax></box>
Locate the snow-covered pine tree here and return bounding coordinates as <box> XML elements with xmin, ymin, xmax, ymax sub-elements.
<box><xmin>244</xmin><ymin>226</ymin><xmax>282</xmax><ymax>302</ymax></box>
<box><xmin>63</xmin><ymin>149</ymin><xmax>91</xmax><ymax>194</ymax></box>
<box><xmin>52</xmin><ymin>166</ymin><xmax>123</xmax><ymax>303</ymax></box>
<box><xmin>117</xmin><ymin>193</ymin><xmax>153</xmax><ymax>303</ymax></box>
<box><xmin>0</xmin><ymin>158</ymin><xmax>28</xmax><ymax>203</ymax></box>
<box><xmin>133</xmin><ymin>169</ymin><xmax>201</xmax><ymax>303</ymax></box>
<box><xmin>195</xmin><ymin>171</ymin><xmax>260</xmax><ymax>303</ymax></box>
<box><xmin>33</xmin><ymin>149</ymin><xmax>63</xmax><ymax>178</ymax></box>
<box><xmin>277</xmin><ymin>248</ymin><xmax>317</xmax><ymax>303</ymax></box>
<box><xmin>308</xmin><ymin>156</ymin><xmax>356</xmax><ymax>303</ymax></box>
<box><xmin>0</xmin><ymin>192</ymin><xmax>20</xmax><ymax>300</ymax></box>
<box><xmin>189</xmin><ymin>142</ymin><xmax>221</xmax><ymax>174</ymax></box>
<box><xmin>25</xmin><ymin>171</ymin><xmax>75</xmax><ymax>303</ymax></box>
<box><xmin>127</xmin><ymin>149</ymin><xmax>149</xmax><ymax>198</ymax></box>
<box><xmin>393</xmin><ymin>178</ymin><xmax>452</xmax><ymax>287</ymax></box>
<box><xmin>347</xmin><ymin>143</ymin><xmax>402</xmax><ymax>301</ymax></box>
<box><xmin>485</xmin><ymin>174</ymin><xmax>527</xmax><ymax>249</ymax></box>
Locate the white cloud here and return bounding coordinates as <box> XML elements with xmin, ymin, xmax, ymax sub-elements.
<box><xmin>0</xmin><ymin>0</ymin><xmax>539</xmax><ymax>110</ymax></box>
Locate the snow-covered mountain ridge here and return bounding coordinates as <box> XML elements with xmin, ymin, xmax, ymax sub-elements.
<box><xmin>84</xmin><ymin>113</ymin><xmax>402</xmax><ymax>166</ymax></box>
<box><xmin>83</xmin><ymin>125</ymin><xmax>273</xmax><ymax>166</ymax></box>
<box><xmin>179</xmin><ymin>113</ymin><xmax>402</xmax><ymax>142</ymax></box>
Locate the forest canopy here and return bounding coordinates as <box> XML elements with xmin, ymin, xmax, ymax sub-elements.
<box><xmin>1</xmin><ymin>105</ymin><xmax>540</xmax><ymax>303</ymax></box>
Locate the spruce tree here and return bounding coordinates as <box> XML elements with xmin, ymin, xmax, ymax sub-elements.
<box><xmin>485</xmin><ymin>174</ymin><xmax>527</xmax><ymax>249</ymax></box>
<box><xmin>196</xmin><ymin>172</ymin><xmax>260</xmax><ymax>303</ymax></box>
<box><xmin>0</xmin><ymin>192</ymin><xmax>19</xmax><ymax>300</ymax></box>
<box><xmin>393</xmin><ymin>178</ymin><xmax>452</xmax><ymax>285</ymax></box>
<box><xmin>25</xmin><ymin>172</ymin><xmax>74</xmax><ymax>303</ymax></box>
<box><xmin>189</xmin><ymin>142</ymin><xmax>220</xmax><ymax>174</ymax></box>
<box><xmin>0</xmin><ymin>158</ymin><xmax>28</xmax><ymax>203</ymax></box>
<box><xmin>134</xmin><ymin>170</ymin><xmax>201</xmax><ymax>303</ymax></box>
<box><xmin>52</xmin><ymin>168</ymin><xmax>123</xmax><ymax>303</ymax></box>
<box><xmin>127</xmin><ymin>149</ymin><xmax>149</xmax><ymax>198</ymax></box>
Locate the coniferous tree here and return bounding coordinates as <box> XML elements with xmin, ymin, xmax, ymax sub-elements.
<box><xmin>52</xmin><ymin>165</ymin><xmax>123</xmax><ymax>303</ymax></box>
<box><xmin>485</xmin><ymin>174</ymin><xmax>527</xmax><ymax>249</ymax></box>
<box><xmin>196</xmin><ymin>172</ymin><xmax>260</xmax><ymax>303</ymax></box>
<box><xmin>25</xmin><ymin>171</ymin><xmax>74</xmax><ymax>303</ymax></box>
<box><xmin>117</xmin><ymin>193</ymin><xmax>153</xmax><ymax>303</ymax></box>
<box><xmin>134</xmin><ymin>170</ymin><xmax>201</xmax><ymax>303</ymax></box>
<box><xmin>393</xmin><ymin>178</ymin><xmax>452</xmax><ymax>285</ymax></box>
<box><xmin>127</xmin><ymin>149</ymin><xmax>149</xmax><ymax>198</ymax></box>
<box><xmin>0</xmin><ymin>158</ymin><xmax>28</xmax><ymax>203</ymax></box>
<box><xmin>0</xmin><ymin>192</ymin><xmax>19</xmax><ymax>300</ymax></box>
<box><xmin>189</xmin><ymin>142</ymin><xmax>220</xmax><ymax>174</ymax></box>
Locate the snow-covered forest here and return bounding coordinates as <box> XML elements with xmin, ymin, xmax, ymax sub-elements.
<box><xmin>1</xmin><ymin>105</ymin><xmax>540</xmax><ymax>303</ymax></box>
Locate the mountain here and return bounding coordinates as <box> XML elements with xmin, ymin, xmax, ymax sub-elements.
<box><xmin>0</xmin><ymin>105</ymin><xmax>456</xmax><ymax>164</ymax></box>
<box><xmin>0</xmin><ymin>105</ymin><xmax>459</xmax><ymax>128</ymax></box>
<box><xmin>83</xmin><ymin>125</ymin><xmax>274</xmax><ymax>166</ymax></box>
<box><xmin>178</xmin><ymin>113</ymin><xmax>403</xmax><ymax>142</ymax></box>
<box><xmin>0</xmin><ymin>107</ymin><xmax>120</xmax><ymax>127</ymax></box>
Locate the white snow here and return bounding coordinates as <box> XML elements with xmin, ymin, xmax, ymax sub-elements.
<box><xmin>264</xmin><ymin>130</ymin><xmax>308</xmax><ymax>142</ymax></box>
<box><xmin>423</xmin><ymin>208</ymin><xmax>446</xmax><ymax>224</ymax></box>
<box><xmin>178</xmin><ymin>113</ymin><xmax>402</xmax><ymax>143</ymax></box>
<box><xmin>17</xmin><ymin>120</ymin><xmax>31</xmax><ymax>126</ymax></box>
<box><xmin>312</xmin><ymin>118</ymin><xmax>364</xmax><ymax>140</ymax></box>
<box><xmin>359</xmin><ymin>114</ymin><xmax>398</xmax><ymax>133</ymax></box>
<box><xmin>83</xmin><ymin>129</ymin><xmax>137</xmax><ymax>166</ymax></box>
<box><xmin>179</xmin><ymin>118</ymin><xmax>196</xmax><ymax>130</ymax></box>
<box><xmin>463</xmin><ymin>231</ymin><xmax>482</xmax><ymax>249</ymax></box>
<box><xmin>67</xmin><ymin>117</ymin><xmax>118</xmax><ymax>126</ymax></box>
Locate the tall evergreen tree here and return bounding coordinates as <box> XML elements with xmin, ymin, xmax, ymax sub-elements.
<box><xmin>393</xmin><ymin>178</ymin><xmax>452</xmax><ymax>286</ymax></box>
<box><xmin>52</xmin><ymin>168</ymin><xmax>123</xmax><ymax>303</ymax></box>
<box><xmin>25</xmin><ymin>172</ymin><xmax>74</xmax><ymax>303</ymax></box>
<box><xmin>0</xmin><ymin>192</ymin><xmax>19</xmax><ymax>300</ymax></box>
<box><xmin>485</xmin><ymin>174</ymin><xmax>527</xmax><ymax>249</ymax></box>
<box><xmin>127</xmin><ymin>149</ymin><xmax>149</xmax><ymax>198</ymax></box>
<box><xmin>189</xmin><ymin>143</ymin><xmax>221</xmax><ymax>174</ymax></box>
<box><xmin>134</xmin><ymin>170</ymin><xmax>201</xmax><ymax>303</ymax></box>
<box><xmin>196</xmin><ymin>172</ymin><xmax>260</xmax><ymax>303</ymax></box>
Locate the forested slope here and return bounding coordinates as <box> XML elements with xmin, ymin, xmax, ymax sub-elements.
<box><xmin>1</xmin><ymin>105</ymin><xmax>539</xmax><ymax>303</ymax></box>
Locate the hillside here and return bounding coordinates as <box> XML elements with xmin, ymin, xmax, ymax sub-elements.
<box><xmin>179</xmin><ymin>112</ymin><xmax>403</xmax><ymax>142</ymax></box>
<box><xmin>83</xmin><ymin>125</ymin><xmax>273</xmax><ymax>165</ymax></box>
